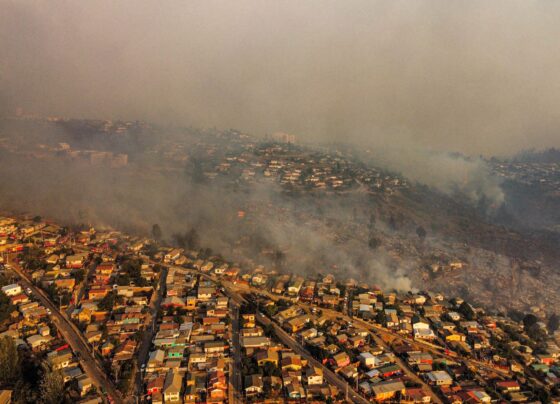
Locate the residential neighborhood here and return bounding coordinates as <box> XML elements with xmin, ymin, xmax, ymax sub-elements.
<box><xmin>1</xmin><ymin>214</ymin><xmax>560</xmax><ymax>403</ymax></box>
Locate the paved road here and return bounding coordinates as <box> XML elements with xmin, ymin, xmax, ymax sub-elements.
<box><xmin>229</xmin><ymin>303</ymin><xmax>242</xmax><ymax>403</ymax></box>
<box><xmin>357</xmin><ymin>318</ymin><xmax>511</xmax><ymax>378</ymax></box>
<box><xmin>67</xmin><ymin>257</ymin><xmax>97</xmax><ymax>314</ymax></box>
<box><xmin>242</xmin><ymin>284</ymin><xmax>444</xmax><ymax>403</ymax></box>
<box><xmin>208</xmin><ymin>279</ymin><xmax>369</xmax><ymax>404</ymax></box>
<box><xmin>161</xmin><ymin>263</ymin><xmax>368</xmax><ymax>404</ymax></box>
<box><xmin>133</xmin><ymin>266</ymin><xmax>168</xmax><ymax>401</ymax></box>
<box><xmin>348</xmin><ymin>317</ymin><xmax>444</xmax><ymax>404</ymax></box>
<box><xmin>255</xmin><ymin>311</ymin><xmax>369</xmax><ymax>404</ymax></box>
<box><xmin>6</xmin><ymin>259</ymin><xmax>123</xmax><ymax>404</ymax></box>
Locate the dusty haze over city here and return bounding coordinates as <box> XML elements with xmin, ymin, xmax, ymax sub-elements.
<box><xmin>2</xmin><ymin>0</ymin><xmax>560</xmax><ymax>156</ymax></box>
<box><xmin>3</xmin><ymin>5</ymin><xmax>560</xmax><ymax>403</ymax></box>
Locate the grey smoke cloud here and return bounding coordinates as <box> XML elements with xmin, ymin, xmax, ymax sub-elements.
<box><xmin>0</xmin><ymin>150</ymin><xmax>413</xmax><ymax>290</ymax></box>
<box><xmin>363</xmin><ymin>144</ymin><xmax>505</xmax><ymax>205</ymax></box>
<box><xmin>2</xmin><ymin>1</ymin><xmax>560</xmax><ymax>155</ymax></box>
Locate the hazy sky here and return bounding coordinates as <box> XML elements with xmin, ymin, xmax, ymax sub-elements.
<box><xmin>2</xmin><ymin>0</ymin><xmax>560</xmax><ymax>155</ymax></box>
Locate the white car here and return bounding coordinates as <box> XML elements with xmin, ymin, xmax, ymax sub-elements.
<box><xmin>26</xmin><ymin>288</ymin><xmax>32</xmax><ymax>294</ymax></box>
<box><xmin>46</xmin><ymin>308</ymin><xmax>52</xmax><ymax>315</ymax></box>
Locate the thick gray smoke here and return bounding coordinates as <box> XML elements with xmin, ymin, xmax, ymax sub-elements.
<box><xmin>2</xmin><ymin>1</ymin><xmax>560</xmax><ymax>297</ymax></box>
<box><xmin>0</xmin><ymin>148</ymin><xmax>412</xmax><ymax>291</ymax></box>
<box><xmin>2</xmin><ymin>1</ymin><xmax>560</xmax><ymax>156</ymax></box>
<box><xmin>362</xmin><ymin>144</ymin><xmax>505</xmax><ymax>206</ymax></box>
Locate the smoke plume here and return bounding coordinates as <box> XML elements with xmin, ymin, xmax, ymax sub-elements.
<box><xmin>2</xmin><ymin>1</ymin><xmax>560</xmax><ymax>156</ymax></box>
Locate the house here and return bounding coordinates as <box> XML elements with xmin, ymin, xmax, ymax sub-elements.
<box><xmin>162</xmin><ymin>296</ymin><xmax>185</xmax><ymax>308</ymax></box>
<box><xmin>164</xmin><ymin>249</ymin><xmax>182</xmax><ymax>263</ymax></box>
<box><xmin>256</xmin><ymin>349</ymin><xmax>279</xmax><ymax>366</ymax></box>
<box><xmin>197</xmin><ymin>287</ymin><xmax>214</xmax><ymax>301</ymax></box>
<box><xmin>408</xmin><ymin>352</ymin><xmax>433</xmax><ymax>366</ymax></box>
<box><xmin>66</xmin><ymin>253</ymin><xmax>88</xmax><ymax>269</ymax></box>
<box><xmin>281</xmin><ymin>355</ymin><xmax>303</xmax><ymax>371</ymax></box>
<box><xmin>401</xmin><ymin>388</ymin><xmax>432</xmax><ymax>403</ymax></box>
<box><xmin>301</xmin><ymin>328</ymin><xmax>318</xmax><ymax>340</ymax></box>
<box><xmin>286</xmin><ymin>382</ymin><xmax>305</xmax><ymax>399</ymax></box>
<box><xmin>88</xmin><ymin>286</ymin><xmax>110</xmax><ymax>300</ymax></box>
<box><xmin>76</xmin><ymin>307</ymin><xmax>93</xmax><ymax>323</ymax></box>
<box><xmin>163</xmin><ymin>370</ymin><xmax>183</xmax><ymax>402</ymax></box>
<box><xmin>372</xmin><ymin>380</ymin><xmax>406</xmax><ymax>401</ymax></box>
<box><xmin>1</xmin><ymin>284</ymin><xmax>22</xmax><ymax>296</ymax></box>
<box><xmin>10</xmin><ymin>294</ymin><xmax>29</xmax><ymax>305</ymax></box>
<box><xmin>167</xmin><ymin>347</ymin><xmax>184</xmax><ymax>359</ymax></box>
<box><xmin>496</xmin><ymin>380</ymin><xmax>521</xmax><ymax>393</ymax></box>
<box><xmin>413</xmin><ymin>320</ymin><xmax>436</xmax><ymax>340</ymax></box>
<box><xmin>378</xmin><ymin>363</ymin><xmax>402</xmax><ymax>378</ymax></box>
<box><xmin>306</xmin><ymin>366</ymin><xmax>323</xmax><ymax>385</ymax></box>
<box><xmin>113</xmin><ymin>340</ymin><xmax>137</xmax><ymax>362</ymax></box>
<box><xmin>240</xmin><ymin>336</ymin><xmax>270</xmax><ymax>349</ymax></box>
<box><xmin>96</xmin><ymin>262</ymin><xmax>116</xmax><ymax>275</ymax></box>
<box><xmin>244</xmin><ymin>374</ymin><xmax>263</xmax><ymax>396</ymax></box>
<box><xmin>359</xmin><ymin>352</ymin><xmax>378</xmax><ymax>369</ymax></box>
<box><xmin>151</xmin><ymin>392</ymin><xmax>163</xmax><ymax>404</ymax></box>
<box><xmin>27</xmin><ymin>334</ymin><xmax>52</xmax><ymax>351</ymax></box>
<box><xmin>242</xmin><ymin>314</ymin><xmax>256</xmax><ymax>328</ymax></box>
<box><xmin>48</xmin><ymin>349</ymin><xmax>73</xmax><ymax>370</ymax></box>
<box><xmin>77</xmin><ymin>374</ymin><xmax>93</xmax><ymax>396</ymax></box>
<box><xmin>100</xmin><ymin>341</ymin><xmax>115</xmax><ymax>357</ymax></box>
<box><xmin>458</xmin><ymin>390</ymin><xmax>491</xmax><ymax>403</ymax></box>
<box><xmin>55</xmin><ymin>278</ymin><xmax>76</xmax><ymax>291</ymax></box>
<box><xmin>185</xmin><ymin>296</ymin><xmax>197</xmax><ymax>311</ymax></box>
<box><xmin>183</xmin><ymin>385</ymin><xmax>198</xmax><ymax>403</ymax></box>
<box><xmin>284</xmin><ymin>315</ymin><xmax>309</xmax><ymax>333</ymax></box>
<box><xmin>426</xmin><ymin>370</ymin><xmax>453</xmax><ymax>386</ymax></box>
<box><xmin>203</xmin><ymin>340</ymin><xmax>225</xmax><ymax>355</ymax></box>
<box><xmin>332</xmin><ymin>352</ymin><xmax>350</xmax><ymax>368</ymax></box>
<box><xmin>147</xmin><ymin>375</ymin><xmax>166</xmax><ymax>395</ymax></box>
<box><xmin>288</xmin><ymin>277</ymin><xmax>304</xmax><ymax>295</ymax></box>
<box><xmin>272</xmin><ymin>281</ymin><xmax>286</xmax><ymax>295</ymax></box>
<box><xmin>62</xmin><ymin>366</ymin><xmax>83</xmax><ymax>383</ymax></box>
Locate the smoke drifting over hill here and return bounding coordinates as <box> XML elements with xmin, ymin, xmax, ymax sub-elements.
<box><xmin>2</xmin><ymin>1</ymin><xmax>560</xmax><ymax>156</ymax></box>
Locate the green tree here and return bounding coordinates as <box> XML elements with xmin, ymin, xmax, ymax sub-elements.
<box><xmin>368</xmin><ymin>235</ymin><xmax>381</xmax><ymax>250</ymax></box>
<box><xmin>0</xmin><ymin>292</ymin><xmax>16</xmax><ymax>323</ymax></box>
<box><xmin>523</xmin><ymin>314</ymin><xmax>539</xmax><ymax>329</ymax></box>
<box><xmin>416</xmin><ymin>226</ymin><xmax>427</xmax><ymax>240</ymax></box>
<box><xmin>151</xmin><ymin>224</ymin><xmax>162</xmax><ymax>242</ymax></box>
<box><xmin>458</xmin><ymin>301</ymin><xmax>476</xmax><ymax>321</ymax></box>
<box><xmin>547</xmin><ymin>314</ymin><xmax>559</xmax><ymax>333</ymax></box>
<box><xmin>73</xmin><ymin>268</ymin><xmax>85</xmax><ymax>284</ymax></box>
<box><xmin>0</xmin><ymin>336</ymin><xmax>20</xmax><ymax>384</ymax></box>
<box><xmin>40</xmin><ymin>364</ymin><xmax>65</xmax><ymax>404</ymax></box>
<box><xmin>97</xmin><ymin>292</ymin><xmax>116</xmax><ymax>311</ymax></box>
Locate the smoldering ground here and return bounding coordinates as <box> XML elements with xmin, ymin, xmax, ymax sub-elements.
<box><xmin>0</xmin><ymin>147</ymin><xmax>414</xmax><ymax>290</ymax></box>
<box><xmin>2</xmin><ymin>0</ymin><xmax>560</xmax><ymax>295</ymax></box>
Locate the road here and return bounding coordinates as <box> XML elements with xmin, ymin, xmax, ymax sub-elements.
<box><xmin>6</xmin><ymin>258</ymin><xmax>123</xmax><ymax>404</ymax></box>
<box><xmin>353</xmin><ymin>317</ymin><xmax>511</xmax><ymax>378</ymax></box>
<box><xmin>255</xmin><ymin>311</ymin><xmax>370</xmax><ymax>404</ymax></box>
<box><xmin>349</xmin><ymin>317</ymin><xmax>444</xmax><ymax>404</ymax></box>
<box><xmin>161</xmin><ymin>263</ymin><xmax>368</xmax><ymax>404</ymax></box>
<box><xmin>133</xmin><ymin>266</ymin><xmax>168</xmax><ymax>401</ymax></box>
<box><xmin>229</xmin><ymin>303</ymin><xmax>242</xmax><ymax>403</ymax></box>
<box><xmin>66</xmin><ymin>256</ymin><xmax>97</xmax><ymax>315</ymax></box>
<box><xmin>207</xmin><ymin>278</ymin><xmax>368</xmax><ymax>404</ymax></box>
<box><xmin>239</xmin><ymin>283</ymin><xmax>444</xmax><ymax>403</ymax></box>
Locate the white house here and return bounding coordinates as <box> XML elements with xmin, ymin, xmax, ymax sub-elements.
<box><xmin>306</xmin><ymin>367</ymin><xmax>323</xmax><ymax>385</ymax></box>
<box><xmin>413</xmin><ymin>320</ymin><xmax>436</xmax><ymax>340</ymax></box>
<box><xmin>1</xmin><ymin>283</ymin><xmax>22</xmax><ymax>296</ymax></box>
